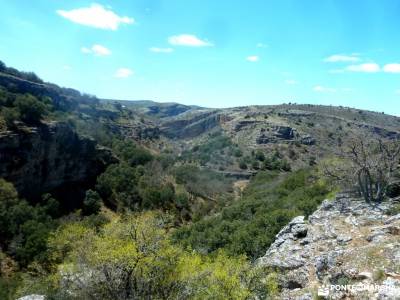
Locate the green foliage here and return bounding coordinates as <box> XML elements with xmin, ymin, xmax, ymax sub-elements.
<box><xmin>173</xmin><ymin>165</ymin><xmax>233</xmax><ymax>200</ymax></box>
<box><xmin>255</xmin><ymin>150</ymin><xmax>265</xmax><ymax>161</ymax></box>
<box><xmin>96</xmin><ymin>163</ymin><xmax>140</xmax><ymax>210</ymax></box>
<box><xmin>14</xmin><ymin>94</ymin><xmax>51</xmax><ymax>124</ymax></box>
<box><xmin>181</xmin><ymin>131</ymin><xmax>235</xmax><ymax>167</ymax></box>
<box><xmin>0</xmin><ymin>179</ymin><xmax>56</xmax><ymax>267</ymax></box>
<box><xmin>385</xmin><ymin>203</ymin><xmax>400</xmax><ymax>216</ymax></box>
<box><xmin>112</xmin><ymin>139</ymin><xmax>153</xmax><ymax>167</ymax></box>
<box><xmin>173</xmin><ymin>169</ymin><xmax>331</xmax><ymax>259</ymax></box>
<box><xmin>262</xmin><ymin>154</ymin><xmax>291</xmax><ymax>171</ymax></box>
<box><xmin>0</xmin><ymin>91</ymin><xmax>52</xmax><ymax>127</ymax></box>
<box><xmin>239</xmin><ymin>159</ymin><xmax>248</xmax><ymax>170</ymax></box>
<box><xmin>82</xmin><ymin>190</ymin><xmax>103</xmax><ymax>215</ymax></box>
<box><xmin>18</xmin><ymin>212</ymin><xmax>268</xmax><ymax>300</ymax></box>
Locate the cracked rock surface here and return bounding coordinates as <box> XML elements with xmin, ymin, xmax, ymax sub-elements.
<box><xmin>257</xmin><ymin>194</ymin><xmax>400</xmax><ymax>299</ymax></box>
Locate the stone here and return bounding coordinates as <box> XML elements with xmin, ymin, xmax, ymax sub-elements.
<box><xmin>377</xmin><ymin>278</ymin><xmax>400</xmax><ymax>299</ymax></box>
<box><xmin>17</xmin><ymin>295</ymin><xmax>45</xmax><ymax>300</ymax></box>
<box><xmin>256</xmin><ymin>194</ymin><xmax>400</xmax><ymax>299</ymax></box>
<box><xmin>300</xmin><ymin>135</ymin><xmax>316</xmax><ymax>145</ymax></box>
<box><xmin>337</xmin><ymin>235</ymin><xmax>352</xmax><ymax>245</ymax></box>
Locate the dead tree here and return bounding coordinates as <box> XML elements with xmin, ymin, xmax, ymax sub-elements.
<box><xmin>324</xmin><ymin>136</ymin><xmax>400</xmax><ymax>203</ymax></box>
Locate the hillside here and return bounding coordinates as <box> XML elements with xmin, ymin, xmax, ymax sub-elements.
<box><xmin>0</xmin><ymin>61</ymin><xmax>400</xmax><ymax>299</ymax></box>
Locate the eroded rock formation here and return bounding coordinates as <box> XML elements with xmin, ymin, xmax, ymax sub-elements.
<box><xmin>257</xmin><ymin>194</ymin><xmax>400</xmax><ymax>299</ymax></box>
<box><xmin>0</xmin><ymin>122</ymin><xmax>116</xmax><ymax>206</ymax></box>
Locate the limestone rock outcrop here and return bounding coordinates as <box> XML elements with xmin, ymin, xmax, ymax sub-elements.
<box><xmin>0</xmin><ymin>122</ymin><xmax>116</xmax><ymax>203</ymax></box>
<box><xmin>257</xmin><ymin>194</ymin><xmax>400</xmax><ymax>299</ymax></box>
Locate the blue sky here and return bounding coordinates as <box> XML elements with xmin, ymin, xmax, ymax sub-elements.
<box><xmin>1</xmin><ymin>0</ymin><xmax>400</xmax><ymax>115</ymax></box>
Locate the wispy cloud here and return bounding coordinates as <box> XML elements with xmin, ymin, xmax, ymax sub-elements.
<box><xmin>246</xmin><ymin>55</ymin><xmax>259</xmax><ymax>62</ymax></box>
<box><xmin>324</xmin><ymin>54</ymin><xmax>360</xmax><ymax>63</ymax></box>
<box><xmin>114</xmin><ymin>68</ymin><xmax>133</xmax><ymax>78</ymax></box>
<box><xmin>81</xmin><ymin>44</ymin><xmax>111</xmax><ymax>56</ymax></box>
<box><xmin>168</xmin><ymin>34</ymin><xmax>213</xmax><ymax>47</ymax></box>
<box><xmin>396</xmin><ymin>89</ymin><xmax>400</xmax><ymax>95</ymax></box>
<box><xmin>383</xmin><ymin>63</ymin><xmax>400</xmax><ymax>73</ymax></box>
<box><xmin>256</xmin><ymin>43</ymin><xmax>268</xmax><ymax>48</ymax></box>
<box><xmin>285</xmin><ymin>79</ymin><xmax>298</xmax><ymax>85</ymax></box>
<box><xmin>149</xmin><ymin>47</ymin><xmax>174</xmax><ymax>53</ymax></box>
<box><xmin>57</xmin><ymin>3</ymin><xmax>134</xmax><ymax>30</ymax></box>
<box><xmin>313</xmin><ymin>85</ymin><xmax>336</xmax><ymax>93</ymax></box>
<box><xmin>345</xmin><ymin>63</ymin><xmax>380</xmax><ymax>73</ymax></box>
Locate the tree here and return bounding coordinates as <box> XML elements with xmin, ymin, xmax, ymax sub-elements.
<box><xmin>1</xmin><ymin>107</ymin><xmax>20</xmax><ymax>128</ymax></box>
<box><xmin>112</xmin><ymin>140</ymin><xmax>153</xmax><ymax>167</ymax></box>
<box><xmin>38</xmin><ymin>212</ymin><xmax>267</xmax><ymax>300</ymax></box>
<box><xmin>0</xmin><ymin>179</ymin><xmax>54</xmax><ymax>266</ymax></box>
<box><xmin>323</xmin><ymin>136</ymin><xmax>400</xmax><ymax>203</ymax></box>
<box><xmin>82</xmin><ymin>190</ymin><xmax>103</xmax><ymax>215</ymax></box>
<box><xmin>96</xmin><ymin>163</ymin><xmax>141</xmax><ymax>210</ymax></box>
<box><xmin>14</xmin><ymin>94</ymin><xmax>49</xmax><ymax>124</ymax></box>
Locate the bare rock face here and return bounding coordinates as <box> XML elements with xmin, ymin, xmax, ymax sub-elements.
<box><xmin>160</xmin><ymin>111</ymin><xmax>228</xmax><ymax>139</ymax></box>
<box><xmin>257</xmin><ymin>194</ymin><xmax>400</xmax><ymax>299</ymax></box>
<box><xmin>0</xmin><ymin>122</ymin><xmax>116</xmax><ymax>206</ymax></box>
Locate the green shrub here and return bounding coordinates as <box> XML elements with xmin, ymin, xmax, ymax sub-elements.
<box><xmin>173</xmin><ymin>169</ymin><xmax>331</xmax><ymax>259</ymax></box>
<box><xmin>82</xmin><ymin>190</ymin><xmax>103</xmax><ymax>215</ymax></box>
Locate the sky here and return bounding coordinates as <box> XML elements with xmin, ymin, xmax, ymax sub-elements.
<box><xmin>0</xmin><ymin>0</ymin><xmax>400</xmax><ymax>115</ymax></box>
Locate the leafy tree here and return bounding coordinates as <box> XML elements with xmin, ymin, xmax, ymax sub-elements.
<box><xmin>112</xmin><ymin>140</ymin><xmax>153</xmax><ymax>167</ymax></box>
<box><xmin>14</xmin><ymin>94</ymin><xmax>50</xmax><ymax>124</ymax></box>
<box><xmin>239</xmin><ymin>160</ymin><xmax>248</xmax><ymax>170</ymax></box>
<box><xmin>0</xmin><ymin>179</ymin><xmax>54</xmax><ymax>266</ymax></box>
<box><xmin>24</xmin><ymin>212</ymin><xmax>268</xmax><ymax>300</ymax></box>
<box><xmin>173</xmin><ymin>169</ymin><xmax>331</xmax><ymax>259</ymax></box>
<box><xmin>1</xmin><ymin>107</ymin><xmax>20</xmax><ymax>128</ymax></box>
<box><xmin>255</xmin><ymin>150</ymin><xmax>265</xmax><ymax>161</ymax></box>
<box><xmin>96</xmin><ymin>163</ymin><xmax>141</xmax><ymax>210</ymax></box>
<box><xmin>82</xmin><ymin>190</ymin><xmax>103</xmax><ymax>215</ymax></box>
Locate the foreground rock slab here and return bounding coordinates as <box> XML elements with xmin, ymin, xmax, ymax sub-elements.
<box><xmin>257</xmin><ymin>194</ymin><xmax>400</xmax><ymax>299</ymax></box>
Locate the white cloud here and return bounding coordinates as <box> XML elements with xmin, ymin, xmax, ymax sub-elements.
<box><xmin>114</xmin><ymin>68</ymin><xmax>133</xmax><ymax>78</ymax></box>
<box><xmin>168</xmin><ymin>34</ymin><xmax>213</xmax><ymax>47</ymax></box>
<box><xmin>396</xmin><ymin>89</ymin><xmax>400</xmax><ymax>95</ymax></box>
<box><xmin>285</xmin><ymin>79</ymin><xmax>298</xmax><ymax>85</ymax></box>
<box><xmin>149</xmin><ymin>47</ymin><xmax>174</xmax><ymax>53</ymax></box>
<box><xmin>313</xmin><ymin>85</ymin><xmax>336</xmax><ymax>93</ymax></box>
<box><xmin>92</xmin><ymin>44</ymin><xmax>111</xmax><ymax>56</ymax></box>
<box><xmin>383</xmin><ymin>63</ymin><xmax>400</xmax><ymax>73</ymax></box>
<box><xmin>246</xmin><ymin>55</ymin><xmax>259</xmax><ymax>62</ymax></box>
<box><xmin>324</xmin><ymin>54</ymin><xmax>360</xmax><ymax>63</ymax></box>
<box><xmin>81</xmin><ymin>44</ymin><xmax>111</xmax><ymax>56</ymax></box>
<box><xmin>57</xmin><ymin>3</ymin><xmax>134</xmax><ymax>30</ymax></box>
<box><xmin>345</xmin><ymin>63</ymin><xmax>380</xmax><ymax>73</ymax></box>
<box><xmin>81</xmin><ymin>47</ymin><xmax>92</xmax><ymax>54</ymax></box>
<box><xmin>63</xmin><ymin>65</ymin><xmax>72</xmax><ymax>70</ymax></box>
<box><xmin>257</xmin><ymin>43</ymin><xmax>268</xmax><ymax>48</ymax></box>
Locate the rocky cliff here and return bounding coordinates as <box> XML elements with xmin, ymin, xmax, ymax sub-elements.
<box><xmin>0</xmin><ymin>122</ymin><xmax>116</xmax><ymax>207</ymax></box>
<box><xmin>257</xmin><ymin>194</ymin><xmax>400</xmax><ymax>299</ymax></box>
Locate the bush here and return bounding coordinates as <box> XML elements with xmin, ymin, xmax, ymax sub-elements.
<box><xmin>96</xmin><ymin>163</ymin><xmax>140</xmax><ymax>210</ymax></box>
<box><xmin>173</xmin><ymin>165</ymin><xmax>233</xmax><ymax>200</ymax></box>
<box><xmin>239</xmin><ymin>160</ymin><xmax>248</xmax><ymax>170</ymax></box>
<box><xmin>173</xmin><ymin>169</ymin><xmax>331</xmax><ymax>259</ymax></box>
<box><xmin>0</xmin><ymin>179</ymin><xmax>55</xmax><ymax>266</ymax></box>
<box><xmin>1</xmin><ymin>107</ymin><xmax>20</xmax><ymax>128</ymax></box>
<box><xmin>82</xmin><ymin>190</ymin><xmax>103</xmax><ymax>215</ymax></box>
<box><xmin>14</xmin><ymin>94</ymin><xmax>50</xmax><ymax>124</ymax></box>
<box><xmin>112</xmin><ymin>140</ymin><xmax>153</xmax><ymax>167</ymax></box>
<box><xmin>27</xmin><ymin>212</ymin><xmax>268</xmax><ymax>300</ymax></box>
